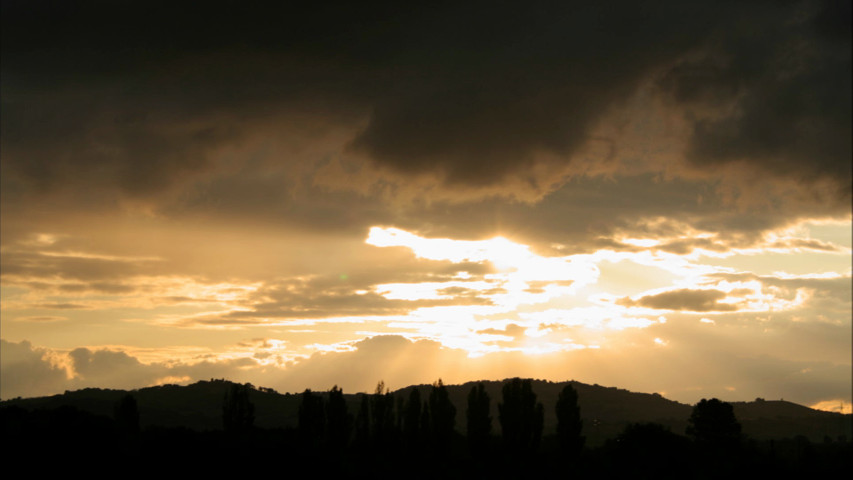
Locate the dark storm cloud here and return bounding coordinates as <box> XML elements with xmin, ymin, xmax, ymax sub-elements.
<box><xmin>618</xmin><ymin>288</ymin><xmax>740</xmax><ymax>312</ymax></box>
<box><xmin>344</xmin><ymin>0</ymin><xmax>711</xmax><ymax>185</ymax></box>
<box><xmin>393</xmin><ymin>173</ymin><xmax>814</xmax><ymax>255</ymax></box>
<box><xmin>1</xmin><ymin>0</ymin><xmax>367</xmax><ymax>201</ymax></box>
<box><xmin>660</xmin><ymin>0</ymin><xmax>852</xmax><ymax>193</ymax></box>
<box><xmin>2</xmin><ymin>0</ymin><xmax>848</xmax><ymax>209</ymax></box>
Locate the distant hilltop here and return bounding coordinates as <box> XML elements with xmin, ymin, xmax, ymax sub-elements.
<box><xmin>1</xmin><ymin>377</ymin><xmax>848</xmax><ymax>445</ymax></box>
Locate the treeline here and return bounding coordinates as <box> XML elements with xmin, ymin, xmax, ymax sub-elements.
<box><xmin>2</xmin><ymin>378</ymin><xmax>850</xmax><ymax>477</ymax></box>
<box><xmin>269</xmin><ymin>378</ymin><xmax>582</xmax><ymax>460</ymax></box>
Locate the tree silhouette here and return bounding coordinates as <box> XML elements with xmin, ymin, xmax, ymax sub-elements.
<box><xmin>556</xmin><ymin>383</ymin><xmax>584</xmax><ymax>458</ymax></box>
<box><xmin>466</xmin><ymin>382</ymin><xmax>491</xmax><ymax>457</ymax></box>
<box><xmin>686</xmin><ymin>398</ymin><xmax>741</xmax><ymax>448</ymax></box>
<box><xmin>611</xmin><ymin>423</ymin><xmax>691</xmax><ymax>477</ymax></box>
<box><xmin>355</xmin><ymin>393</ymin><xmax>370</xmax><ymax>448</ymax></box>
<box><xmin>403</xmin><ymin>387</ymin><xmax>422</xmax><ymax>448</ymax></box>
<box><xmin>428</xmin><ymin>379</ymin><xmax>456</xmax><ymax>449</ymax></box>
<box><xmin>533</xmin><ymin>401</ymin><xmax>544</xmax><ymax>451</ymax></box>
<box><xmin>419</xmin><ymin>396</ymin><xmax>432</xmax><ymax>443</ymax></box>
<box><xmin>499</xmin><ymin>378</ymin><xmax>544</xmax><ymax>454</ymax></box>
<box><xmin>298</xmin><ymin>388</ymin><xmax>326</xmax><ymax>448</ymax></box>
<box><xmin>371</xmin><ymin>381</ymin><xmax>395</xmax><ymax>446</ymax></box>
<box><xmin>395</xmin><ymin>394</ymin><xmax>405</xmax><ymax>433</ymax></box>
<box><xmin>222</xmin><ymin>382</ymin><xmax>255</xmax><ymax>434</ymax></box>
<box><xmin>326</xmin><ymin>385</ymin><xmax>351</xmax><ymax>452</ymax></box>
<box><xmin>113</xmin><ymin>393</ymin><xmax>140</xmax><ymax>436</ymax></box>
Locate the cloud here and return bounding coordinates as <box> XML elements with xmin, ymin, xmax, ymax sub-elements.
<box><xmin>660</xmin><ymin>0</ymin><xmax>851</xmax><ymax>192</ymax></box>
<box><xmin>0</xmin><ymin>1</ymin><xmax>849</xmax><ymax>413</ymax></box>
<box><xmin>474</xmin><ymin>323</ymin><xmax>532</xmax><ymax>349</ymax></box>
<box><xmin>13</xmin><ymin>316</ymin><xmax>68</xmax><ymax>323</ymax></box>
<box><xmin>614</xmin><ymin>269</ymin><xmax>850</xmax><ymax>316</ymax></box>
<box><xmin>618</xmin><ymin>289</ymin><xmax>739</xmax><ymax>312</ymax></box>
<box><xmin>0</xmin><ymin>339</ymin><xmax>276</xmax><ymax>400</ymax></box>
<box><xmin>767</xmin><ymin>238</ymin><xmax>848</xmax><ymax>253</ymax></box>
<box><xmin>1</xmin><ymin>250</ymin><xmax>148</xmax><ymax>283</ymax></box>
<box><xmin>0</xmin><ymin>339</ymin><xmax>68</xmax><ymax>399</ymax></box>
<box><xmin>28</xmin><ymin>303</ymin><xmax>87</xmax><ymax>310</ymax></box>
<box><xmin>0</xmin><ymin>228</ymin><xmax>510</xmax><ymax>329</ymax></box>
<box><xmin>477</xmin><ymin>323</ymin><xmax>527</xmax><ymax>339</ymax></box>
<box><xmin>2</xmin><ymin>333</ymin><xmax>849</xmax><ymax>409</ymax></box>
<box><xmin>707</xmin><ymin>272</ymin><xmax>851</xmax><ymax>315</ymax></box>
<box><xmin>270</xmin><ymin>333</ymin><xmax>852</xmax><ymax>406</ymax></box>
<box><xmin>171</xmin><ymin>262</ymin><xmax>503</xmax><ymax>326</ymax></box>
<box><xmin>68</xmin><ymin>347</ymin><xmax>162</xmax><ymax>389</ymax></box>
<box><xmin>2</xmin><ymin>0</ymin><xmax>848</xmax><ymax>212</ymax></box>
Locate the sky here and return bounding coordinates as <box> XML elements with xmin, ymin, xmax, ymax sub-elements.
<box><xmin>1</xmin><ymin>0</ymin><xmax>850</xmax><ymax>412</ymax></box>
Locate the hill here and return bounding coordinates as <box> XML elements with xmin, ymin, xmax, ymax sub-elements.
<box><xmin>1</xmin><ymin>378</ymin><xmax>848</xmax><ymax>444</ymax></box>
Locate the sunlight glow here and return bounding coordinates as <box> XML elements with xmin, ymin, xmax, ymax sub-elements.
<box><xmin>810</xmin><ymin>399</ymin><xmax>852</xmax><ymax>414</ymax></box>
<box><xmin>120</xmin><ymin>223</ymin><xmax>848</xmax><ymax>366</ymax></box>
<box><xmin>363</xmin><ymin>226</ymin><xmax>741</xmax><ymax>355</ymax></box>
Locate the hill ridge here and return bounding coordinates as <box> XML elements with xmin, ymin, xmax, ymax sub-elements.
<box><xmin>2</xmin><ymin>377</ymin><xmax>848</xmax><ymax>445</ymax></box>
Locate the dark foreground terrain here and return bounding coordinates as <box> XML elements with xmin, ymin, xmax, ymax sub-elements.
<box><xmin>2</xmin><ymin>378</ymin><xmax>850</xmax><ymax>477</ymax></box>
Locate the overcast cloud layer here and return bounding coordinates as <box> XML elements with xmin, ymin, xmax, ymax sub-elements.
<box><xmin>1</xmin><ymin>1</ymin><xmax>850</xmax><ymax>409</ymax></box>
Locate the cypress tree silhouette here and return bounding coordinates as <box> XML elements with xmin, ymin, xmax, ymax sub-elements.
<box><xmin>533</xmin><ymin>401</ymin><xmax>544</xmax><ymax>452</ymax></box>
<box><xmin>420</xmin><ymin>396</ymin><xmax>432</xmax><ymax>444</ymax></box>
<box><xmin>371</xmin><ymin>381</ymin><xmax>395</xmax><ymax>446</ymax></box>
<box><xmin>403</xmin><ymin>387</ymin><xmax>422</xmax><ymax>449</ymax></box>
<box><xmin>222</xmin><ymin>382</ymin><xmax>255</xmax><ymax>434</ymax></box>
<box><xmin>326</xmin><ymin>385</ymin><xmax>351</xmax><ymax>453</ymax></box>
<box><xmin>355</xmin><ymin>393</ymin><xmax>370</xmax><ymax>448</ymax></box>
<box><xmin>395</xmin><ymin>394</ymin><xmax>405</xmax><ymax>433</ymax></box>
<box><xmin>499</xmin><ymin>378</ymin><xmax>544</xmax><ymax>455</ymax></box>
<box><xmin>113</xmin><ymin>393</ymin><xmax>140</xmax><ymax>436</ymax></box>
<box><xmin>429</xmin><ymin>379</ymin><xmax>456</xmax><ymax>450</ymax></box>
<box><xmin>113</xmin><ymin>392</ymin><xmax>140</xmax><ymax>457</ymax></box>
<box><xmin>466</xmin><ymin>382</ymin><xmax>491</xmax><ymax>457</ymax></box>
<box><xmin>555</xmin><ymin>383</ymin><xmax>584</xmax><ymax>458</ymax></box>
<box><xmin>298</xmin><ymin>388</ymin><xmax>326</xmax><ymax>449</ymax></box>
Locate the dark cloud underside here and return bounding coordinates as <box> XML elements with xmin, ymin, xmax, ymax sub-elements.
<box><xmin>2</xmin><ymin>0</ymin><xmax>849</xmax><ymax>207</ymax></box>
<box><xmin>619</xmin><ymin>288</ymin><xmax>739</xmax><ymax>312</ymax></box>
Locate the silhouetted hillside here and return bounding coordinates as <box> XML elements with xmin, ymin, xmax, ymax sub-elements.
<box><xmin>397</xmin><ymin>379</ymin><xmax>693</xmax><ymax>445</ymax></box>
<box><xmin>1</xmin><ymin>378</ymin><xmax>849</xmax><ymax>444</ymax></box>
<box><xmin>731</xmin><ymin>398</ymin><xmax>849</xmax><ymax>442</ymax></box>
